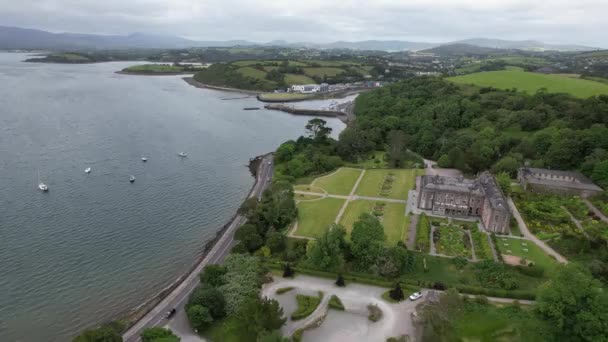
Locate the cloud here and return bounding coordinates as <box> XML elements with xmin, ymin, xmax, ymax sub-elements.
<box><xmin>0</xmin><ymin>0</ymin><xmax>606</xmax><ymax>46</ymax></box>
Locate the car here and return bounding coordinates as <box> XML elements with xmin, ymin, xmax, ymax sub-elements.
<box><xmin>166</xmin><ymin>308</ymin><xmax>177</xmax><ymax>319</ymax></box>
<box><xmin>267</xmin><ymin>161</ymin><xmax>271</xmax><ymax>165</ymax></box>
<box><xmin>409</xmin><ymin>292</ymin><xmax>423</xmax><ymax>301</ymax></box>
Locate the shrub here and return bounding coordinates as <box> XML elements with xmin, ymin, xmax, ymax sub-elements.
<box><xmin>275</xmin><ymin>287</ymin><xmax>294</xmax><ymax>295</ymax></box>
<box><xmin>415</xmin><ymin>213</ymin><xmax>431</xmax><ymax>252</ymax></box>
<box><xmin>367</xmin><ymin>304</ymin><xmax>383</xmax><ymax>322</ymax></box>
<box><xmin>329</xmin><ymin>295</ymin><xmax>345</xmax><ymax>311</ymax></box>
<box><xmin>291</xmin><ymin>294</ymin><xmax>322</xmax><ymax>320</ymax></box>
<box><xmin>335</xmin><ymin>274</ymin><xmax>346</xmax><ymax>287</ymax></box>
<box><xmin>516</xmin><ymin>264</ymin><xmax>545</xmax><ymax>278</ymax></box>
<box><xmin>389</xmin><ymin>282</ymin><xmax>405</xmax><ymax>301</ymax></box>
<box><xmin>283</xmin><ymin>263</ymin><xmax>295</xmax><ymax>278</ymax></box>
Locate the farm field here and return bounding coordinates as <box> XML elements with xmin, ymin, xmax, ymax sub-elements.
<box><xmin>295</xmin><ymin>197</ymin><xmax>345</xmax><ymax>238</ymax></box>
<box><xmin>284</xmin><ymin>73</ymin><xmax>315</xmax><ymax>84</ymax></box>
<box><xmin>303</xmin><ymin>67</ymin><xmax>345</xmax><ymax>78</ymax></box>
<box><xmin>448</xmin><ymin>68</ymin><xmax>608</xmax><ymax>98</ymax></box>
<box><xmin>236</xmin><ymin>66</ymin><xmax>267</xmax><ymax>79</ymax></box>
<box><xmin>338</xmin><ymin>200</ymin><xmax>407</xmax><ymax>244</ymax></box>
<box><xmin>355</xmin><ymin>169</ymin><xmax>422</xmax><ymax>199</ymax></box>
<box><xmin>496</xmin><ymin>237</ymin><xmax>558</xmax><ymax>273</ymax></box>
<box><xmin>312</xmin><ymin>168</ymin><xmax>362</xmax><ymax>195</ymax></box>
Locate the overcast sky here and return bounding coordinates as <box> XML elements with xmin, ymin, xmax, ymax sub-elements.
<box><xmin>0</xmin><ymin>0</ymin><xmax>606</xmax><ymax>47</ymax></box>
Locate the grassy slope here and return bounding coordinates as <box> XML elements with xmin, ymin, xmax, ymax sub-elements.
<box><xmin>313</xmin><ymin>168</ymin><xmax>362</xmax><ymax>195</ymax></box>
<box><xmin>296</xmin><ymin>198</ymin><xmax>345</xmax><ymax>238</ymax></box>
<box><xmin>237</xmin><ymin>66</ymin><xmax>268</xmax><ymax>79</ymax></box>
<box><xmin>303</xmin><ymin>67</ymin><xmax>345</xmax><ymax>78</ymax></box>
<box><xmin>448</xmin><ymin>69</ymin><xmax>608</xmax><ymax>98</ymax></box>
<box><xmin>355</xmin><ymin>169</ymin><xmax>421</xmax><ymax>199</ymax></box>
<box><xmin>284</xmin><ymin>73</ymin><xmax>316</xmax><ymax>84</ymax></box>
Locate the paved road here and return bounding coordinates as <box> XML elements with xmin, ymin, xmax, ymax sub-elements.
<box><xmin>122</xmin><ymin>155</ymin><xmax>274</xmax><ymax>342</ymax></box>
<box><xmin>507</xmin><ymin>197</ymin><xmax>568</xmax><ymax>264</ymax></box>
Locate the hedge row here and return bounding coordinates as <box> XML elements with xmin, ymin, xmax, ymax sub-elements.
<box><xmin>455</xmin><ymin>285</ymin><xmax>536</xmax><ymax>300</ymax></box>
<box><xmin>415</xmin><ymin>213</ymin><xmax>431</xmax><ymax>253</ymax></box>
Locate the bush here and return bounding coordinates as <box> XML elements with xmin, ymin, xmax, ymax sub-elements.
<box><xmin>389</xmin><ymin>282</ymin><xmax>405</xmax><ymax>301</ymax></box>
<box><xmin>516</xmin><ymin>264</ymin><xmax>545</xmax><ymax>278</ymax></box>
<box><xmin>275</xmin><ymin>287</ymin><xmax>294</xmax><ymax>295</ymax></box>
<box><xmin>415</xmin><ymin>213</ymin><xmax>431</xmax><ymax>252</ymax></box>
<box><xmin>335</xmin><ymin>274</ymin><xmax>346</xmax><ymax>287</ymax></box>
<box><xmin>367</xmin><ymin>304</ymin><xmax>383</xmax><ymax>322</ymax></box>
<box><xmin>291</xmin><ymin>294</ymin><xmax>322</xmax><ymax>320</ymax></box>
<box><xmin>329</xmin><ymin>295</ymin><xmax>345</xmax><ymax>310</ymax></box>
<box><xmin>283</xmin><ymin>263</ymin><xmax>294</xmax><ymax>278</ymax></box>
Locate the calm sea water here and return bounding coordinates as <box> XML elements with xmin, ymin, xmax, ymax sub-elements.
<box><xmin>0</xmin><ymin>53</ymin><xmax>344</xmax><ymax>341</ymax></box>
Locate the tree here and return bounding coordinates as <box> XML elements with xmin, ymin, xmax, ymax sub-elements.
<box><xmin>282</xmin><ymin>263</ymin><xmax>294</xmax><ymax>278</ymax></box>
<box><xmin>305</xmin><ymin>224</ymin><xmax>347</xmax><ymax>272</ymax></box>
<box><xmin>239</xmin><ymin>298</ymin><xmax>286</xmax><ymax>340</ymax></box>
<box><xmin>305</xmin><ymin>118</ymin><xmax>332</xmax><ymax>140</ymax></box>
<box><xmin>235</xmin><ymin>224</ymin><xmax>264</xmax><ymax>252</ymax></box>
<box><xmin>591</xmin><ymin>159</ymin><xmax>608</xmax><ymax>188</ymax></box>
<box><xmin>537</xmin><ymin>265</ymin><xmax>608</xmax><ymax>341</ymax></box>
<box><xmin>495</xmin><ymin>172</ymin><xmax>512</xmax><ymax>196</ymax></box>
<box><xmin>351</xmin><ymin>213</ymin><xmax>385</xmax><ymax>271</ymax></box>
<box><xmin>437</xmin><ymin>154</ymin><xmax>451</xmax><ymax>168</ymax></box>
<box><xmin>387</xmin><ymin>130</ymin><xmax>408</xmax><ymax>167</ymax></box>
<box><xmin>199</xmin><ymin>264</ymin><xmax>227</xmax><ymax>288</ymax></box>
<box><xmin>188</xmin><ymin>285</ymin><xmax>226</xmax><ymax>320</ymax></box>
<box><xmin>141</xmin><ymin>327</ymin><xmax>179</xmax><ymax>342</ymax></box>
<box><xmin>73</xmin><ymin>325</ymin><xmax>123</xmax><ymax>342</ymax></box>
<box><xmin>220</xmin><ymin>254</ymin><xmax>263</xmax><ymax>315</ymax></box>
<box><xmin>186</xmin><ymin>305</ymin><xmax>213</xmax><ymax>331</ymax></box>
<box><xmin>266</xmin><ymin>231</ymin><xmax>286</xmax><ymax>254</ymax></box>
<box><xmin>335</xmin><ymin>274</ymin><xmax>345</xmax><ymax>287</ymax></box>
<box><xmin>389</xmin><ymin>282</ymin><xmax>404</xmax><ymax>301</ymax></box>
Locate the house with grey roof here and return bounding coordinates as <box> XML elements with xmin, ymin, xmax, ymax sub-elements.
<box><xmin>417</xmin><ymin>171</ymin><xmax>511</xmax><ymax>233</ymax></box>
<box><xmin>517</xmin><ymin>167</ymin><xmax>603</xmax><ymax>197</ymax></box>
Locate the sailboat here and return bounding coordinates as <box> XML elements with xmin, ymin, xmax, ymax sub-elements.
<box><xmin>129</xmin><ymin>175</ymin><xmax>136</xmax><ymax>183</ymax></box>
<box><xmin>178</xmin><ymin>152</ymin><xmax>187</xmax><ymax>157</ymax></box>
<box><xmin>85</xmin><ymin>167</ymin><xmax>92</xmax><ymax>174</ymax></box>
<box><xmin>37</xmin><ymin>170</ymin><xmax>49</xmax><ymax>192</ymax></box>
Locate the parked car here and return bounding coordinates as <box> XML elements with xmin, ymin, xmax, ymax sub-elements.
<box><xmin>166</xmin><ymin>308</ymin><xmax>177</xmax><ymax>319</ymax></box>
<box><xmin>409</xmin><ymin>292</ymin><xmax>423</xmax><ymax>301</ymax></box>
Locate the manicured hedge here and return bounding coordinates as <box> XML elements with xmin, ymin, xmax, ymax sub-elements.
<box><xmin>415</xmin><ymin>213</ymin><xmax>431</xmax><ymax>252</ymax></box>
<box><xmin>291</xmin><ymin>294</ymin><xmax>322</xmax><ymax>320</ymax></box>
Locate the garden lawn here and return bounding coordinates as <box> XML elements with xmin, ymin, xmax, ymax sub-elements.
<box><xmin>312</xmin><ymin>168</ymin><xmax>362</xmax><ymax>195</ymax></box>
<box><xmin>496</xmin><ymin>237</ymin><xmax>559</xmax><ymax>274</ymax></box>
<box><xmin>295</xmin><ymin>197</ymin><xmax>345</xmax><ymax>238</ymax></box>
<box><xmin>435</xmin><ymin>226</ymin><xmax>472</xmax><ymax>258</ymax></box>
<box><xmin>355</xmin><ymin>169</ymin><xmax>422</xmax><ymax>199</ymax></box>
<box><xmin>338</xmin><ymin>200</ymin><xmax>407</xmax><ymax>244</ymax></box>
<box><xmin>236</xmin><ymin>66</ymin><xmax>267</xmax><ymax>80</ymax></box>
<box><xmin>257</xmin><ymin>93</ymin><xmax>314</xmax><ymax>101</ymax></box>
<box><xmin>303</xmin><ymin>67</ymin><xmax>345</xmax><ymax>77</ymax></box>
<box><xmin>447</xmin><ymin>68</ymin><xmax>608</xmax><ymax>98</ymax></box>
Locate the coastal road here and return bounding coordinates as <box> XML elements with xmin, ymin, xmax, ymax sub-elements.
<box><xmin>122</xmin><ymin>154</ymin><xmax>274</xmax><ymax>342</ymax></box>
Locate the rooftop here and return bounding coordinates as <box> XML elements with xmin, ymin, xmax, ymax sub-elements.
<box><xmin>520</xmin><ymin>167</ymin><xmax>603</xmax><ymax>192</ymax></box>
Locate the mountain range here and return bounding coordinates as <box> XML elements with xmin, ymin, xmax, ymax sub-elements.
<box><xmin>0</xmin><ymin>26</ymin><xmax>599</xmax><ymax>52</ymax></box>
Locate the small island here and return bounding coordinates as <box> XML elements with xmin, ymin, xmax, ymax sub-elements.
<box><xmin>25</xmin><ymin>52</ymin><xmax>95</xmax><ymax>63</ymax></box>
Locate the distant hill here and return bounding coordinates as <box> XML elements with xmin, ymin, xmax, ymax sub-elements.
<box><xmin>419</xmin><ymin>43</ymin><xmax>506</xmax><ymax>56</ymax></box>
<box><xmin>0</xmin><ymin>26</ymin><xmax>600</xmax><ymax>52</ymax></box>
<box><xmin>451</xmin><ymin>38</ymin><xmax>597</xmax><ymax>52</ymax></box>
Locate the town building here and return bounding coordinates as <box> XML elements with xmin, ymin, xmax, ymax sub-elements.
<box><xmin>417</xmin><ymin>172</ymin><xmax>511</xmax><ymax>233</ymax></box>
<box><xmin>291</xmin><ymin>84</ymin><xmax>321</xmax><ymax>93</ymax></box>
<box><xmin>517</xmin><ymin>167</ymin><xmax>603</xmax><ymax>197</ymax></box>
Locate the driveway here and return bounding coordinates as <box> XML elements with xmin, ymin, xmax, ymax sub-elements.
<box><xmin>261</xmin><ymin>275</ymin><xmax>420</xmax><ymax>341</ymax></box>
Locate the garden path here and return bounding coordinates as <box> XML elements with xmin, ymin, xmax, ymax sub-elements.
<box><xmin>583</xmin><ymin>199</ymin><xmax>608</xmax><ymax>224</ymax></box>
<box><xmin>561</xmin><ymin>206</ymin><xmax>590</xmax><ymax>239</ymax></box>
<box><xmin>406</xmin><ymin>214</ymin><xmax>419</xmax><ymax>250</ymax></box>
<box><xmin>507</xmin><ymin>198</ymin><xmax>568</xmax><ymax>264</ymax></box>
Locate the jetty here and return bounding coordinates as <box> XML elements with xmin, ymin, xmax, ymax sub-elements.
<box><xmin>264</xmin><ymin>102</ymin><xmax>353</xmax><ymax>123</ymax></box>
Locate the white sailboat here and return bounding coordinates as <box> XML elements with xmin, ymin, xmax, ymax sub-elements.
<box><xmin>178</xmin><ymin>152</ymin><xmax>187</xmax><ymax>157</ymax></box>
<box><xmin>37</xmin><ymin>170</ymin><xmax>49</xmax><ymax>192</ymax></box>
<box><xmin>85</xmin><ymin>167</ymin><xmax>92</xmax><ymax>174</ymax></box>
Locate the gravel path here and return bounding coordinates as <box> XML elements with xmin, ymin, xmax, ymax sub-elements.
<box><xmin>583</xmin><ymin>199</ymin><xmax>608</xmax><ymax>223</ymax></box>
<box><xmin>407</xmin><ymin>214</ymin><xmax>419</xmax><ymax>250</ymax></box>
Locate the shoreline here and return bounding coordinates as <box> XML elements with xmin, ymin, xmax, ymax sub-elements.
<box><xmin>183</xmin><ymin>77</ymin><xmax>262</xmax><ymax>95</ymax></box>
<box><xmin>117</xmin><ymin>153</ymin><xmax>270</xmax><ymax>336</ymax></box>
<box><xmin>116</xmin><ymin>70</ymin><xmax>195</xmax><ymax>76</ymax></box>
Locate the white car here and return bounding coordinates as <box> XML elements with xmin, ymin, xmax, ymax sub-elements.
<box><xmin>409</xmin><ymin>292</ymin><xmax>423</xmax><ymax>301</ymax></box>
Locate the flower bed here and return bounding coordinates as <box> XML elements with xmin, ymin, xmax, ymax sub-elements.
<box><xmin>435</xmin><ymin>225</ymin><xmax>472</xmax><ymax>258</ymax></box>
<box><xmin>470</xmin><ymin>230</ymin><xmax>493</xmax><ymax>260</ymax></box>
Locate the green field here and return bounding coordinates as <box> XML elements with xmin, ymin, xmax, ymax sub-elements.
<box><xmin>448</xmin><ymin>69</ymin><xmax>608</xmax><ymax>98</ymax></box>
<box><xmin>257</xmin><ymin>92</ymin><xmax>314</xmax><ymax>101</ymax></box>
<box><xmin>303</xmin><ymin>67</ymin><xmax>345</xmax><ymax>78</ymax></box>
<box><xmin>284</xmin><ymin>73</ymin><xmax>316</xmax><ymax>84</ymax></box>
<box><xmin>355</xmin><ymin>169</ymin><xmax>422</xmax><ymax>199</ymax></box>
<box><xmin>338</xmin><ymin>200</ymin><xmax>406</xmax><ymax>243</ymax></box>
<box><xmin>122</xmin><ymin>64</ymin><xmax>184</xmax><ymax>73</ymax></box>
<box><xmin>295</xmin><ymin>197</ymin><xmax>345</xmax><ymax>238</ymax></box>
<box><xmin>236</xmin><ymin>66</ymin><xmax>267</xmax><ymax>79</ymax></box>
<box><xmin>496</xmin><ymin>237</ymin><xmax>558</xmax><ymax>273</ymax></box>
<box><xmin>312</xmin><ymin>168</ymin><xmax>362</xmax><ymax>195</ymax></box>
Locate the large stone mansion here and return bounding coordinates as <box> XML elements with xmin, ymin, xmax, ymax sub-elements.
<box><xmin>417</xmin><ymin>172</ymin><xmax>511</xmax><ymax>234</ymax></box>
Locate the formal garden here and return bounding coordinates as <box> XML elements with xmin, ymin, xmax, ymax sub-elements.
<box><xmin>294</xmin><ymin>197</ymin><xmax>345</xmax><ymax>238</ymax></box>
<box><xmin>496</xmin><ymin>236</ymin><xmax>559</xmax><ymax>273</ymax></box>
<box><xmin>304</xmin><ymin>167</ymin><xmax>362</xmax><ymax>195</ymax></box>
<box><xmin>338</xmin><ymin>200</ymin><xmax>408</xmax><ymax>244</ymax></box>
<box><xmin>470</xmin><ymin>229</ymin><xmax>494</xmax><ymax>260</ymax></box>
<box><xmin>434</xmin><ymin>225</ymin><xmax>473</xmax><ymax>259</ymax></box>
<box><xmin>355</xmin><ymin>169</ymin><xmax>423</xmax><ymax>199</ymax></box>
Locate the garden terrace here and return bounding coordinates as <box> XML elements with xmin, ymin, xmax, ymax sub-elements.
<box><xmin>433</xmin><ymin>225</ymin><xmax>473</xmax><ymax>259</ymax></box>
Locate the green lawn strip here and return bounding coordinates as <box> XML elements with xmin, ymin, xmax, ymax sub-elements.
<box><xmin>313</xmin><ymin>168</ymin><xmax>362</xmax><ymax>195</ymax></box>
<box><xmin>448</xmin><ymin>69</ymin><xmax>608</xmax><ymax>98</ymax></box>
<box><xmin>293</xmin><ymin>184</ymin><xmax>325</xmax><ymax>194</ymax></box>
<box><xmin>415</xmin><ymin>213</ymin><xmax>431</xmax><ymax>252</ymax></box>
<box><xmin>355</xmin><ymin>169</ymin><xmax>421</xmax><ymax>199</ymax></box>
<box><xmin>435</xmin><ymin>226</ymin><xmax>472</xmax><ymax>258</ymax></box>
<box><xmin>338</xmin><ymin>200</ymin><xmax>406</xmax><ymax>244</ymax></box>
<box><xmin>295</xmin><ymin>198</ymin><xmax>345</xmax><ymax>238</ymax></box>
<box><xmin>328</xmin><ymin>295</ymin><xmax>345</xmax><ymax>310</ymax></box>
<box><xmin>470</xmin><ymin>230</ymin><xmax>493</xmax><ymax>260</ymax></box>
<box><xmin>236</xmin><ymin>66</ymin><xmax>268</xmax><ymax>79</ymax></box>
<box><xmin>452</xmin><ymin>301</ymin><xmax>549</xmax><ymax>341</ymax></box>
<box><xmin>295</xmin><ymin>193</ymin><xmax>324</xmax><ymax>201</ymax></box>
<box><xmin>496</xmin><ymin>237</ymin><xmax>559</xmax><ymax>274</ymax></box>
<box><xmin>257</xmin><ymin>92</ymin><xmax>314</xmax><ymax>101</ymax></box>
<box><xmin>291</xmin><ymin>293</ymin><xmax>323</xmax><ymax>320</ymax></box>
<box><xmin>276</xmin><ymin>287</ymin><xmax>295</xmax><ymax>295</ymax></box>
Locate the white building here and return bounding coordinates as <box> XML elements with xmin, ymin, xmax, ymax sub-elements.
<box><xmin>291</xmin><ymin>84</ymin><xmax>321</xmax><ymax>93</ymax></box>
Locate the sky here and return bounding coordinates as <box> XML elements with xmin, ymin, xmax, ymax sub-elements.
<box><xmin>0</xmin><ymin>0</ymin><xmax>606</xmax><ymax>47</ymax></box>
